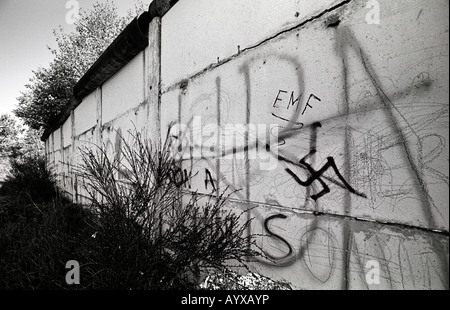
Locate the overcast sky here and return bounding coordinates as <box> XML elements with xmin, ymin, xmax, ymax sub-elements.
<box><xmin>0</xmin><ymin>0</ymin><xmax>148</xmax><ymax>117</ymax></box>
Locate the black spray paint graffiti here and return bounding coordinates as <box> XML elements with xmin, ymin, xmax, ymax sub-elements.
<box><xmin>255</xmin><ymin>24</ymin><xmax>446</xmax><ymax>287</ymax></box>
<box><xmin>204</xmin><ymin>168</ymin><xmax>216</xmax><ymax>191</ymax></box>
<box><xmin>263</xmin><ymin>214</ymin><xmax>293</xmax><ymax>261</ymax></box>
<box><xmin>272</xmin><ymin>90</ymin><xmax>322</xmax><ymax>115</ymax></box>
<box><xmin>170</xmin><ymin>166</ymin><xmax>218</xmax><ymax>193</ymax></box>
<box><xmin>280</xmin><ymin>146</ymin><xmax>367</xmax><ymax>201</ymax></box>
<box><xmin>172</xmin><ymin>125</ymin><xmax>366</xmax><ymax>202</ymax></box>
<box><xmin>284</xmin><ymin>153</ymin><xmax>366</xmax><ymax>201</ymax></box>
<box><xmin>172</xmin><ymin>87</ymin><xmax>364</xmax><ymax>202</ymax></box>
<box><xmin>168</xmin><ymin>13</ymin><xmax>448</xmax><ymax>288</ymax></box>
<box><xmin>269</xmin><ymin>87</ymin><xmax>365</xmax><ymax>201</ymax></box>
<box><xmin>169</xmin><ymin>167</ymin><xmax>192</xmax><ymax>189</ymax></box>
<box><xmin>261</xmin><ymin>214</ymin><xmax>338</xmax><ymax>283</ymax></box>
<box><xmin>170</xmin><ymin>52</ymin><xmax>369</xmax><ymax>281</ymax></box>
<box><xmin>271</xmin><ymin>91</ymin><xmax>321</xmax><ymax>128</ymax></box>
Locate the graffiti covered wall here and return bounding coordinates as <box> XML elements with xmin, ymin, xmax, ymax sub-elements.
<box><xmin>160</xmin><ymin>0</ymin><xmax>449</xmax><ymax>289</ymax></box>
<box><xmin>45</xmin><ymin>0</ymin><xmax>449</xmax><ymax>289</ymax></box>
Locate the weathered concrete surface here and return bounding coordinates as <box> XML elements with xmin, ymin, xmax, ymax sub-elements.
<box><xmin>240</xmin><ymin>200</ymin><xmax>449</xmax><ymax>290</ymax></box>
<box><xmin>161</xmin><ymin>0</ymin><xmax>449</xmax><ymax>231</ymax></box>
<box><xmin>74</xmin><ymin>92</ymin><xmax>97</xmax><ymax>137</ymax></box>
<box><xmin>102</xmin><ymin>51</ymin><xmax>146</xmax><ymax>124</ymax></box>
<box><xmin>62</xmin><ymin>117</ymin><xmax>72</xmax><ymax>149</ymax></box>
<box><xmin>52</xmin><ymin>128</ymin><xmax>61</xmax><ymax>152</ymax></box>
<box><xmin>159</xmin><ymin>0</ymin><xmax>449</xmax><ymax>289</ymax></box>
<box><xmin>161</xmin><ymin>0</ymin><xmax>347</xmax><ymax>89</ymax></box>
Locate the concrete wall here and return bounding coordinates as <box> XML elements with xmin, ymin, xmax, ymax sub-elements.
<box><xmin>45</xmin><ymin>17</ymin><xmax>162</xmax><ymax>204</ymax></box>
<box><xmin>45</xmin><ymin>0</ymin><xmax>448</xmax><ymax>289</ymax></box>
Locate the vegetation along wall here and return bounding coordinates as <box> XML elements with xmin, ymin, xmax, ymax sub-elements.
<box><xmin>44</xmin><ymin>0</ymin><xmax>449</xmax><ymax>290</ymax></box>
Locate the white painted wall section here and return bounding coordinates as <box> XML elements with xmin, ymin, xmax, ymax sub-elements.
<box><xmin>102</xmin><ymin>51</ymin><xmax>146</xmax><ymax>124</ymax></box>
<box><xmin>74</xmin><ymin>91</ymin><xmax>97</xmax><ymax>136</ymax></box>
<box><xmin>161</xmin><ymin>0</ymin><xmax>346</xmax><ymax>89</ymax></box>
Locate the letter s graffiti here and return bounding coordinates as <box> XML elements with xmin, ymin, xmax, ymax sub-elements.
<box><xmin>263</xmin><ymin>214</ymin><xmax>294</xmax><ymax>264</ymax></box>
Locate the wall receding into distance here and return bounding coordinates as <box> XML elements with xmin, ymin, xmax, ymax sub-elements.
<box><xmin>45</xmin><ymin>0</ymin><xmax>449</xmax><ymax>289</ymax></box>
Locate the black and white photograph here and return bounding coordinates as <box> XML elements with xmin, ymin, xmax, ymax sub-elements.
<box><xmin>0</xmin><ymin>0</ymin><xmax>448</xmax><ymax>300</ymax></box>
